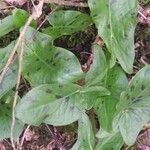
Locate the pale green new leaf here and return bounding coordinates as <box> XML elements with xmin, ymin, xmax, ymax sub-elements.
<box><xmin>22</xmin><ymin>27</ymin><xmax>84</xmax><ymax>86</ymax></box>
<box><xmin>43</xmin><ymin>10</ymin><xmax>92</xmax><ymax>39</ymax></box>
<box><xmin>88</xmin><ymin>0</ymin><xmax>138</xmax><ymax>73</ymax></box>
<box><xmin>71</xmin><ymin>114</ymin><xmax>95</xmax><ymax>150</ymax></box>
<box><xmin>113</xmin><ymin>65</ymin><xmax>150</xmax><ymax>146</ymax></box>
<box><xmin>97</xmin><ymin>66</ymin><xmax>128</xmax><ymax>131</ymax></box>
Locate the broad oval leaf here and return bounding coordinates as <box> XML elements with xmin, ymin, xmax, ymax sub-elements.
<box><xmin>23</xmin><ymin>27</ymin><xmax>84</xmax><ymax>86</ymax></box>
<box><xmin>43</xmin><ymin>10</ymin><xmax>92</xmax><ymax>39</ymax></box>
<box><xmin>113</xmin><ymin>65</ymin><xmax>150</xmax><ymax>146</ymax></box>
<box><xmin>88</xmin><ymin>0</ymin><xmax>138</xmax><ymax>73</ymax></box>
<box><xmin>16</xmin><ymin>84</ymin><xmax>84</xmax><ymax>126</ymax></box>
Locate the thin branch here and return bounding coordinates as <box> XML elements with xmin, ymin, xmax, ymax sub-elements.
<box><xmin>19</xmin><ymin>125</ymin><xmax>31</xmax><ymax>148</ymax></box>
<box><xmin>138</xmin><ymin>10</ymin><xmax>147</xmax><ymax>19</ymax></box>
<box><xmin>10</xmin><ymin>40</ymin><xmax>25</xmax><ymax>150</ymax></box>
<box><xmin>9</xmin><ymin>16</ymin><xmax>33</xmax><ymax>150</ymax></box>
<box><xmin>44</xmin><ymin>0</ymin><xmax>88</xmax><ymax>7</ymax></box>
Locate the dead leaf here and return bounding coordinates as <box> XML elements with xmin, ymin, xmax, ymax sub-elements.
<box><xmin>4</xmin><ymin>0</ymin><xmax>27</xmax><ymax>6</ymax></box>
<box><xmin>0</xmin><ymin>142</ymin><xmax>6</xmax><ymax>150</ymax></box>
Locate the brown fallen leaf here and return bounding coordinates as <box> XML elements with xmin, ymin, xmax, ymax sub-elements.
<box><xmin>0</xmin><ymin>142</ymin><xmax>6</xmax><ymax>150</ymax></box>
<box><xmin>4</xmin><ymin>0</ymin><xmax>27</xmax><ymax>6</ymax></box>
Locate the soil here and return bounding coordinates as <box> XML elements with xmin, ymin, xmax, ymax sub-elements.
<box><xmin>0</xmin><ymin>0</ymin><xmax>150</xmax><ymax>150</ymax></box>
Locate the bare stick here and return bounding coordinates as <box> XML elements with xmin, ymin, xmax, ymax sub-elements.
<box><xmin>10</xmin><ymin>40</ymin><xmax>25</xmax><ymax>150</ymax></box>
<box><xmin>19</xmin><ymin>125</ymin><xmax>31</xmax><ymax>148</ymax></box>
<box><xmin>10</xmin><ymin>16</ymin><xmax>34</xmax><ymax>150</ymax></box>
<box><xmin>44</xmin><ymin>0</ymin><xmax>88</xmax><ymax>7</ymax></box>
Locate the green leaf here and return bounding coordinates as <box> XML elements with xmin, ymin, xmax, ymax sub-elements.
<box><xmin>0</xmin><ymin>16</ymin><xmax>15</xmax><ymax>37</ymax></box>
<box><xmin>23</xmin><ymin>27</ymin><xmax>84</xmax><ymax>86</ymax></box>
<box><xmin>97</xmin><ymin>66</ymin><xmax>128</xmax><ymax>131</ymax></box>
<box><xmin>0</xmin><ymin>94</ymin><xmax>24</xmax><ymax>140</ymax></box>
<box><xmin>85</xmin><ymin>44</ymin><xmax>107</xmax><ymax>86</ymax></box>
<box><xmin>12</xmin><ymin>9</ymin><xmax>36</xmax><ymax>28</ymax></box>
<box><xmin>95</xmin><ymin>129</ymin><xmax>124</xmax><ymax>150</ymax></box>
<box><xmin>71</xmin><ymin>86</ymin><xmax>110</xmax><ymax>110</ymax></box>
<box><xmin>113</xmin><ymin>65</ymin><xmax>150</xmax><ymax>146</ymax></box>
<box><xmin>0</xmin><ymin>42</ymin><xmax>18</xmax><ymax>99</ymax></box>
<box><xmin>88</xmin><ymin>0</ymin><xmax>138</xmax><ymax>73</ymax></box>
<box><xmin>43</xmin><ymin>10</ymin><xmax>92</xmax><ymax>39</ymax></box>
<box><xmin>12</xmin><ymin>9</ymin><xmax>29</xmax><ymax>28</ymax></box>
<box><xmin>71</xmin><ymin>114</ymin><xmax>95</xmax><ymax>150</ymax></box>
<box><xmin>16</xmin><ymin>84</ymin><xmax>84</xmax><ymax>126</ymax></box>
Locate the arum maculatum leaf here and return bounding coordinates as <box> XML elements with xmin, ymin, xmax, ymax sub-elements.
<box><xmin>88</xmin><ymin>0</ymin><xmax>138</xmax><ymax>73</ymax></box>
<box><xmin>113</xmin><ymin>65</ymin><xmax>150</xmax><ymax>146</ymax></box>
<box><xmin>22</xmin><ymin>27</ymin><xmax>84</xmax><ymax>86</ymax></box>
<box><xmin>43</xmin><ymin>10</ymin><xmax>93</xmax><ymax>39</ymax></box>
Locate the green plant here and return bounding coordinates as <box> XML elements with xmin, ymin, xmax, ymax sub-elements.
<box><xmin>0</xmin><ymin>0</ymin><xmax>150</xmax><ymax>149</ymax></box>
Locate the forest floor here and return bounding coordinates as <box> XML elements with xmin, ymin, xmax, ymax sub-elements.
<box><xmin>0</xmin><ymin>0</ymin><xmax>150</xmax><ymax>150</ymax></box>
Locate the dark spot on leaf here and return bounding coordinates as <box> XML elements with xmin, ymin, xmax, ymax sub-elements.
<box><xmin>52</xmin><ymin>63</ymin><xmax>56</xmax><ymax>66</ymax></box>
<box><xmin>92</xmin><ymin>14</ymin><xmax>98</xmax><ymax>18</ymax></box>
<box><xmin>0</xmin><ymin>101</ymin><xmax>5</xmax><ymax>105</ymax></box>
<box><xmin>36</xmin><ymin>58</ymin><xmax>39</xmax><ymax>61</ymax></box>
<box><xmin>70</xmin><ymin>106</ymin><xmax>75</xmax><ymax>110</ymax></box>
<box><xmin>27</xmin><ymin>72</ymin><xmax>30</xmax><ymax>76</ymax></box>
<box><xmin>132</xmin><ymin>98</ymin><xmax>141</xmax><ymax>104</ymax></box>
<box><xmin>107</xmin><ymin>24</ymin><xmax>110</xmax><ymax>29</ymax></box>
<box><xmin>64</xmin><ymin>58</ymin><xmax>71</xmax><ymax>61</ymax></box>
<box><xmin>59</xmin><ymin>85</ymin><xmax>63</xmax><ymax>88</ymax></box>
<box><xmin>131</xmin><ymin>97</ymin><xmax>135</xmax><ymax>101</ymax></box>
<box><xmin>65</xmin><ymin>97</ymin><xmax>70</xmax><ymax>102</ymax></box>
<box><xmin>54</xmin><ymin>52</ymin><xmax>61</xmax><ymax>58</ymax></box>
<box><xmin>64</xmin><ymin>69</ymin><xmax>70</xmax><ymax>73</ymax></box>
<box><xmin>126</xmin><ymin>94</ymin><xmax>130</xmax><ymax>100</ymax></box>
<box><xmin>46</xmin><ymin>89</ymin><xmax>52</xmax><ymax>93</ymax></box>
<box><xmin>137</xmin><ymin>96</ymin><xmax>143</xmax><ymax>99</ymax></box>
<box><xmin>141</xmin><ymin>85</ymin><xmax>145</xmax><ymax>90</ymax></box>
<box><xmin>55</xmin><ymin>95</ymin><xmax>62</xmax><ymax>99</ymax></box>
<box><xmin>131</xmin><ymin>85</ymin><xmax>135</xmax><ymax>91</ymax></box>
<box><xmin>12</xmin><ymin>69</ymin><xmax>16</xmax><ymax>73</ymax></box>
<box><xmin>37</xmin><ymin>67</ymin><xmax>41</xmax><ymax>71</ymax></box>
